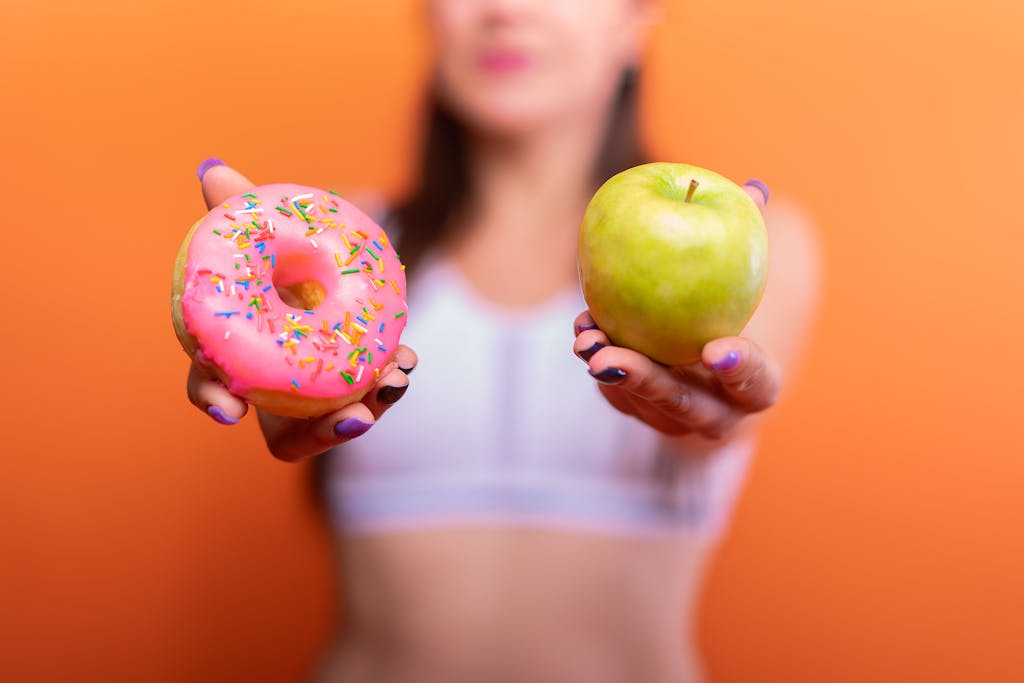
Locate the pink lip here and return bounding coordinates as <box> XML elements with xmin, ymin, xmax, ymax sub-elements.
<box><xmin>478</xmin><ymin>51</ymin><xmax>532</xmax><ymax>74</ymax></box>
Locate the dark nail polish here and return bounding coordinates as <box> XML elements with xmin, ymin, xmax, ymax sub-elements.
<box><xmin>197</xmin><ymin>157</ymin><xmax>226</xmax><ymax>181</ymax></box>
<box><xmin>575</xmin><ymin>322</ymin><xmax>599</xmax><ymax>335</ymax></box>
<box><xmin>334</xmin><ymin>418</ymin><xmax>373</xmax><ymax>439</ymax></box>
<box><xmin>589</xmin><ymin>367</ymin><xmax>627</xmax><ymax>384</ymax></box>
<box><xmin>577</xmin><ymin>342</ymin><xmax>605</xmax><ymax>362</ymax></box>
<box><xmin>398</xmin><ymin>365</ymin><xmax>415</xmax><ymax>376</ymax></box>
<box><xmin>377</xmin><ymin>384</ymin><xmax>409</xmax><ymax>405</ymax></box>
<box><xmin>207</xmin><ymin>405</ymin><xmax>238</xmax><ymax>425</ymax></box>
<box><xmin>712</xmin><ymin>350</ymin><xmax>741</xmax><ymax>372</ymax></box>
<box><xmin>743</xmin><ymin>179</ymin><xmax>771</xmax><ymax>205</ymax></box>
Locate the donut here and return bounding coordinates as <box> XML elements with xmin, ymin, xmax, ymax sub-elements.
<box><xmin>171</xmin><ymin>183</ymin><xmax>408</xmax><ymax>418</ymax></box>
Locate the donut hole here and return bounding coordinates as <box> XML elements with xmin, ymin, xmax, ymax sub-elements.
<box><xmin>272</xmin><ymin>254</ymin><xmax>327</xmax><ymax>310</ymax></box>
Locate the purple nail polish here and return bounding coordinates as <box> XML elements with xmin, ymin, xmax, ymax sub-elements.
<box><xmin>743</xmin><ymin>179</ymin><xmax>770</xmax><ymax>205</ymax></box>
<box><xmin>575</xmin><ymin>322</ymin><xmax>599</xmax><ymax>335</ymax></box>
<box><xmin>577</xmin><ymin>342</ymin><xmax>605</xmax><ymax>363</ymax></box>
<box><xmin>207</xmin><ymin>405</ymin><xmax>238</xmax><ymax>425</ymax></box>
<box><xmin>197</xmin><ymin>157</ymin><xmax>226</xmax><ymax>181</ymax></box>
<box><xmin>334</xmin><ymin>418</ymin><xmax>373</xmax><ymax>439</ymax></box>
<box><xmin>712</xmin><ymin>350</ymin><xmax>741</xmax><ymax>372</ymax></box>
<box><xmin>589</xmin><ymin>367</ymin><xmax>627</xmax><ymax>384</ymax></box>
<box><xmin>377</xmin><ymin>384</ymin><xmax>408</xmax><ymax>406</ymax></box>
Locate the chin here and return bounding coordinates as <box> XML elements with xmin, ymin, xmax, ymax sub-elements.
<box><xmin>456</xmin><ymin>97</ymin><xmax>566</xmax><ymax>138</ymax></box>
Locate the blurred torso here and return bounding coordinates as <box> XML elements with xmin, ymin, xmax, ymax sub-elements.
<box><xmin>317</xmin><ymin>528</ymin><xmax>711</xmax><ymax>683</ymax></box>
<box><xmin>312</xmin><ymin>223</ymin><xmax>739</xmax><ymax>683</ymax></box>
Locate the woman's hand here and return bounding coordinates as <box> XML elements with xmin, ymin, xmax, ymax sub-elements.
<box><xmin>184</xmin><ymin>160</ymin><xmax>417</xmax><ymax>462</ymax></box>
<box><xmin>572</xmin><ymin>312</ymin><xmax>778</xmax><ymax>440</ymax></box>
<box><xmin>570</xmin><ymin>180</ymin><xmax>779</xmax><ymax>442</ymax></box>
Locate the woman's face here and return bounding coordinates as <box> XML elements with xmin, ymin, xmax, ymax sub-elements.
<box><xmin>427</xmin><ymin>0</ymin><xmax>650</xmax><ymax>135</ymax></box>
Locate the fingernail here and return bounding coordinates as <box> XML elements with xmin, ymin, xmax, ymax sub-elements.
<box><xmin>577</xmin><ymin>342</ymin><xmax>605</xmax><ymax>363</ymax></box>
<box><xmin>334</xmin><ymin>418</ymin><xmax>373</xmax><ymax>439</ymax></box>
<box><xmin>575</xmin><ymin>322</ymin><xmax>599</xmax><ymax>335</ymax></box>
<box><xmin>197</xmin><ymin>157</ymin><xmax>226</xmax><ymax>181</ymax></box>
<box><xmin>712</xmin><ymin>350</ymin><xmax>741</xmax><ymax>372</ymax></box>
<box><xmin>589</xmin><ymin>367</ymin><xmax>627</xmax><ymax>384</ymax></box>
<box><xmin>207</xmin><ymin>405</ymin><xmax>238</xmax><ymax>425</ymax></box>
<box><xmin>743</xmin><ymin>179</ymin><xmax>770</xmax><ymax>205</ymax></box>
<box><xmin>377</xmin><ymin>384</ymin><xmax>409</xmax><ymax>405</ymax></box>
<box><xmin>399</xmin><ymin>365</ymin><xmax>415</xmax><ymax>376</ymax></box>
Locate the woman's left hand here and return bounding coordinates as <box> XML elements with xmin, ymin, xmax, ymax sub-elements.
<box><xmin>571</xmin><ymin>313</ymin><xmax>780</xmax><ymax>439</ymax></box>
<box><xmin>571</xmin><ymin>180</ymin><xmax>781</xmax><ymax>441</ymax></box>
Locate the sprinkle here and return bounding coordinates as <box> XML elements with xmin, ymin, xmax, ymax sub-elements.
<box><xmin>372</xmin><ymin>240</ymin><xmax>383</xmax><ymax>251</ymax></box>
<box><xmin>341</xmin><ymin>269</ymin><xmax>360</xmax><ymax>275</ymax></box>
<box><xmin>310</xmin><ymin>239</ymin><xmax>318</xmax><ymax>249</ymax></box>
<box><xmin>224</xmin><ymin>331</ymin><xmax>231</xmax><ymax>340</ymax></box>
<box><xmin>356</xmin><ymin>365</ymin><xmax>364</xmax><ymax>383</ymax></box>
<box><xmin>394</xmin><ymin>311</ymin><xmax>405</xmax><ymax>318</ymax></box>
<box><xmin>242</xmin><ymin>192</ymin><xmax>257</xmax><ymax>199</ymax></box>
<box><xmin>247</xmin><ymin>313</ymin><xmax>253</xmax><ymax>319</ymax></box>
<box><xmin>223</xmin><ymin>213</ymin><xmax>236</xmax><ymax>221</ymax></box>
<box><xmin>335</xmin><ymin>252</ymin><xmax>343</xmax><ymax>267</ymax></box>
<box><xmin>329</xmin><ymin>189</ymin><xmax>340</xmax><ymax>196</ymax></box>
<box><xmin>276</xmin><ymin>206</ymin><xmax>293</xmax><ymax>216</ymax></box>
<box><xmin>291</xmin><ymin>379</ymin><xmax>300</xmax><ymax>390</ymax></box>
<box><xmin>215</xmin><ymin>310</ymin><xmax>241</xmax><ymax>318</ymax></box>
<box><xmin>378</xmin><ymin>322</ymin><xmax>385</xmax><ymax>333</ymax></box>
<box><xmin>262</xmin><ymin>285</ymin><xmax>272</xmax><ymax>292</ymax></box>
<box><xmin>340</xmin><ymin>371</ymin><xmax>354</xmax><ymax>385</ymax></box>
<box><xmin>389</xmin><ymin>280</ymin><xmax>401</xmax><ymax>295</ymax></box>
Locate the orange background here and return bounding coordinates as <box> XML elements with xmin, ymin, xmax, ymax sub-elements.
<box><xmin>2</xmin><ymin>1</ymin><xmax>1023</xmax><ymax>681</ymax></box>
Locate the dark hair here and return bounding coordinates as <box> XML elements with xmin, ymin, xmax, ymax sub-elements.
<box><xmin>309</xmin><ymin>67</ymin><xmax>648</xmax><ymax>506</ymax></box>
<box><xmin>391</xmin><ymin>66</ymin><xmax>648</xmax><ymax>275</ymax></box>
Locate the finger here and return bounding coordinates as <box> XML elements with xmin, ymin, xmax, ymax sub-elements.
<box><xmin>258</xmin><ymin>401</ymin><xmax>377</xmax><ymax>463</ymax></box>
<box><xmin>197</xmin><ymin>159</ymin><xmax>256</xmax><ymax>210</ymax></box>
<box><xmin>360</xmin><ymin>363</ymin><xmax>412</xmax><ymax>420</ymax></box>
<box><xmin>742</xmin><ymin>179</ymin><xmax>770</xmax><ymax>216</ymax></box>
<box><xmin>393</xmin><ymin>344</ymin><xmax>418</xmax><ymax>375</ymax></box>
<box><xmin>586</xmin><ymin>345</ymin><xmax>740</xmax><ymax>438</ymax></box>
<box><xmin>186</xmin><ymin>360</ymin><xmax>248</xmax><ymax>425</ymax></box>
<box><xmin>573</xmin><ymin>310</ymin><xmax>601</xmax><ymax>336</ymax></box>
<box><xmin>701</xmin><ymin>336</ymin><xmax>780</xmax><ymax>413</ymax></box>
<box><xmin>573</xmin><ymin>325</ymin><xmax>611</xmax><ymax>363</ymax></box>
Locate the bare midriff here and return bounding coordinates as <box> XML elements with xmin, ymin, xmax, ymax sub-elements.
<box><xmin>311</xmin><ymin>526</ymin><xmax>714</xmax><ymax>683</ymax></box>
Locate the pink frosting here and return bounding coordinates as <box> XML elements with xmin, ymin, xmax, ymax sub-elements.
<box><xmin>181</xmin><ymin>183</ymin><xmax>407</xmax><ymax>399</ymax></box>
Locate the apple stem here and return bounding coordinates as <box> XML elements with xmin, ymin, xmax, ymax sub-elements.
<box><xmin>684</xmin><ymin>179</ymin><xmax>699</xmax><ymax>203</ymax></box>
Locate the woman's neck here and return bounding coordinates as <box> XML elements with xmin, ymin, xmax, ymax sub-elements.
<box><xmin>462</xmin><ymin>114</ymin><xmax>607</xmax><ymax>240</ymax></box>
<box><xmin>444</xmin><ymin>112</ymin><xmax>610</xmax><ymax>307</ymax></box>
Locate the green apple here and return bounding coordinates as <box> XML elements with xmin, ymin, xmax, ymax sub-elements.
<box><xmin>577</xmin><ymin>162</ymin><xmax>768</xmax><ymax>365</ymax></box>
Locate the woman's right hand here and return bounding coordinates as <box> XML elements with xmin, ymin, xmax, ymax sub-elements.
<box><xmin>185</xmin><ymin>160</ymin><xmax>417</xmax><ymax>462</ymax></box>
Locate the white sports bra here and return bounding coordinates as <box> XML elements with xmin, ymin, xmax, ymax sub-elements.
<box><xmin>323</xmin><ymin>256</ymin><xmax>755</xmax><ymax>538</ymax></box>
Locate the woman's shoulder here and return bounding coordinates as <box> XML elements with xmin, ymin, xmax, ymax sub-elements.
<box><xmin>743</xmin><ymin>197</ymin><xmax>824</xmax><ymax>380</ymax></box>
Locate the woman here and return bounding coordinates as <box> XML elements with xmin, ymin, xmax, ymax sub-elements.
<box><xmin>188</xmin><ymin>1</ymin><xmax>819</xmax><ymax>680</ymax></box>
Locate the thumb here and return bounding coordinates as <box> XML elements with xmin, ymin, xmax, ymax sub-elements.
<box><xmin>196</xmin><ymin>158</ymin><xmax>256</xmax><ymax>210</ymax></box>
<box><xmin>742</xmin><ymin>178</ymin><xmax>770</xmax><ymax>217</ymax></box>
